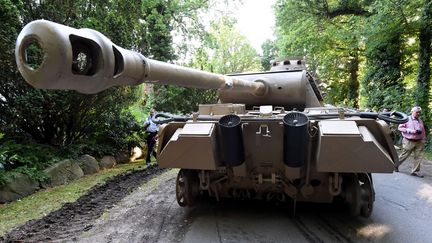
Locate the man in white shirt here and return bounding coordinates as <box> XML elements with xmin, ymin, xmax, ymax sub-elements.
<box><xmin>144</xmin><ymin>109</ymin><xmax>159</xmax><ymax>164</ymax></box>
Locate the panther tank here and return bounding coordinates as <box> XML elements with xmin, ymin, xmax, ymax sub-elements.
<box><xmin>15</xmin><ymin>20</ymin><xmax>408</xmax><ymax>217</ymax></box>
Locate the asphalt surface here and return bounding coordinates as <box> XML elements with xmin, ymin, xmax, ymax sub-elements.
<box><xmin>2</xmin><ymin>160</ymin><xmax>431</xmax><ymax>242</ymax></box>
<box><xmin>184</xmin><ymin>171</ymin><xmax>432</xmax><ymax>243</ymax></box>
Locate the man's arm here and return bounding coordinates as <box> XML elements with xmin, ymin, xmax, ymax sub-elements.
<box><xmin>143</xmin><ymin>117</ymin><xmax>150</xmax><ymax>129</ymax></box>
<box><xmin>398</xmin><ymin>122</ymin><xmax>414</xmax><ymax>134</ymax></box>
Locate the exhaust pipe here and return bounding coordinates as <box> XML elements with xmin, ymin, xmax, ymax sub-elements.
<box><xmin>283</xmin><ymin>112</ymin><xmax>309</xmax><ymax>167</ymax></box>
<box><xmin>218</xmin><ymin>114</ymin><xmax>245</xmax><ymax>167</ymax></box>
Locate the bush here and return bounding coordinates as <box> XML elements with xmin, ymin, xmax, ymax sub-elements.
<box><xmin>58</xmin><ymin>143</ymin><xmax>116</xmax><ymax>160</ymax></box>
<box><xmin>0</xmin><ymin>141</ymin><xmax>58</xmax><ymax>170</ymax></box>
<box><xmin>0</xmin><ymin>141</ymin><xmax>59</xmax><ymax>185</ymax></box>
<box><xmin>93</xmin><ymin>111</ymin><xmax>147</xmax><ymax>152</ymax></box>
<box><xmin>0</xmin><ymin>109</ymin><xmax>147</xmax><ymax>185</ymax></box>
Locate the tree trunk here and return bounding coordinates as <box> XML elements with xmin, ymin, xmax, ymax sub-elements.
<box><xmin>416</xmin><ymin>0</ymin><xmax>432</xmax><ymax>129</ymax></box>
<box><xmin>347</xmin><ymin>53</ymin><xmax>359</xmax><ymax>108</ymax></box>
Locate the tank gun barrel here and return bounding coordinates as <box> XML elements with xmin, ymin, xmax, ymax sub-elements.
<box><xmin>15</xmin><ymin>20</ymin><xmax>266</xmax><ymax>95</ymax></box>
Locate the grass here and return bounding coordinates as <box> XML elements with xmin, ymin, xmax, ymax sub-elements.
<box><xmin>0</xmin><ymin>159</ymin><xmax>147</xmax><ymax>237</ymax></box>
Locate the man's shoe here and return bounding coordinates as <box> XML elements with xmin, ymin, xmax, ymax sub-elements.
<box><xmin>410</xmin><ymin>172</ymin><xmax>424</xmax><ymax>178</ymax></box>
<box><xmin>394</xmin><ymin>166</ymin><xmax>399</xmax><ymax>172</ymax></box>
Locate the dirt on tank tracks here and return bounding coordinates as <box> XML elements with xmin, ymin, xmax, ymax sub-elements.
<box><xmin>1</xmin><ymin>164</ymin><xmax>166</xmax><ymax>242</ymax></box>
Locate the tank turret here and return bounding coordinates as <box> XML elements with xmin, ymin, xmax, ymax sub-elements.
<box><xmin>15</xmin><ymin>20</ymin><xmax>408</xmax><ymax>217</ymax></box>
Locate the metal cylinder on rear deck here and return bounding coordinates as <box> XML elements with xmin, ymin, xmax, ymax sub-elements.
<box><xmin>218</xmin><ymin>114</ymin><xmax>245</xmax><ymax>167</ymax></box>
<box><xmin>283</xmin><ymin>112</ymin><xmax>309</xmax><ymax>167</ymax></box>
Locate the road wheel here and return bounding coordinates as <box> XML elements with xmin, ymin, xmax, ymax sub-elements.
<box><xmin>176</xmin><ymin>169</ymin><xmax>199</xmax><ymax>207</ymax></box>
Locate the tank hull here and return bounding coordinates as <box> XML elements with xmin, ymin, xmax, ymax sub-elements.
<box><xmin>159</xmin><ymin>105</ymin><xmax>395</xmax><ymax>217</ymax></box>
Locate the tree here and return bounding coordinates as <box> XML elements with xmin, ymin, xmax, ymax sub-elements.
<box><xmin>0</xmin><ymin>0</ymin><xmax>210</xmax><ymax>148</ymax></box>
<box><xmin>151</xmin><ymin>16</ymin><xmax>261</xmax><ymax>114</ymax></box>
<box><xmin>143</xmin><ymin>0</ymin><xmax>215</xmax><ymax>114</ymax></box>
<box><xmin>275</xmin><ymin>0</ymin><xmax>367</xmax><ymax>107</ymax></box>
<box><xmin>205</xmin><ymin>17</ymin><xmax>261</xmax><ymax>74</ymax></box>
<box><xmin>0</xmin><ymin>0</ymin><xmax>21</xmax><ymax>128</ymax></box>
<box><xmin>0</xmin><ymin>1</ymin><xmax>144</xmax><ymax>147</ymax></box>
<box><xmin>415</xmin><ymin>0</ymin><xmax>432</xmax><ymax>129</ymax></box>
<box><xmin>273</xmin><ymin>0</ymin><xmax>432</xmax><ymax>112</ymax></box>
<box><xmin>261</xmin><ymin>39</ymin><xmax>279</xmax><ymax>71</ymax></box>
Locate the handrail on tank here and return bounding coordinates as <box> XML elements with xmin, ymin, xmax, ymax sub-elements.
<box><xmin>152</xmin><ymin>110</ymin><xmax>408</xmax><ymax>124</ymax></box>
<box><xmin>15</xmin><ymin>20</ymin><xmax>267</xmax><ymax>95</ymax></box>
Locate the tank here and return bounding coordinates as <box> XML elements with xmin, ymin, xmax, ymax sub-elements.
<box><xmin>15</xmin><ymin>20</ymin><xmax>408</xmax><ymax>217</ymax></box>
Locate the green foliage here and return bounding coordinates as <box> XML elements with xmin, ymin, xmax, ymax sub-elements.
<box><xmin>94</xmin><ymin>111</ymin><xmax>147</xmax><ymax>151</ymax></box>
<box><xmin>275</xmin><ymin>0</ymin><xmax>366</xmax><ymax>108</ymax></box>
<box><xmin>0</xmin><ymin>0</ymin><xmax>210</xmax><ymax>179</ymax></box>
<box><xmin>204</xmin><ymin>16</ymin><xmax>261</xmax><ymax>73</ymax></box>
<box><xmin>360</xmin><ymin>1</ymin><xmax>410</xmax><ymax>111</ymax></box>
<box><xmin>1</xmin><ymin>0</ymin><xmax>211</xmax><ymax>141</ymax></box>
<box><xmin>261</xmin><ymin>39</ymin><xmax>279</xmax><ymax>71</ymax></box>
<box><xmin>0</xmin><ymin>108</ymin><xmax>145</xmax><ymax>185</ymax></box>
<box><xmin>0</xmin><ymin>141</ymin><xmax>58</xmax><ymax>171</ymax></box>
<box><xmin>1</xmin><ymin>1</ymin><xmax>144</xmax><ymax>146</ymax></box>
<box><xmin>139</xmin><ymin>0</ymin><xmax>214</xmax><ymax>114</ymax></box>
<box><xmin>274</xmin><ymin>0</ymin><xmax>432</xmax><ymax>117</ymax></box>
<box><xmin>57</xmin><ymin>102</ymin><xmax>148</xmax><ymax>157</ymax></box>
<box><xmin>150</xmin><ymin>85</ymin><xmax>217</xmax><ymax>114</ymax></box>
<box><xmin>415</xmin><ymin>1</ymin><xmax>432</xmax><ymax>131</ymax></box>
<box><xmin>57</xmin><ymin>143</ymin><xmax>115</xmax><ymax>161</ymax></box>
<box><xmin>139</xmin><ymin>0</ymin><xmax>175</xmax><ymax>60</ymax></box>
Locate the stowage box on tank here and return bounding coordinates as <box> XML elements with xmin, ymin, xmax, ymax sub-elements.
<box><xmin>15</xmin><ymin>20</ymin><xmax>408</xmax><ymax>217</ymax></box>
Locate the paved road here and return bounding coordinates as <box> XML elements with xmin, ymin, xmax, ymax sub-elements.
<box><xmin>184</xmin><ymin>172</ymin><xmax>432</xmax><ymax>243</ymax></box>
<box><xmin>72</xmin><ymin>168</ymin><xmax>432</xmax><ymax>243</ymax></box>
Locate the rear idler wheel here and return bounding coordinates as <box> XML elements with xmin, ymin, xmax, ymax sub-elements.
<box><xmin>176</xmin><ymin>169</ymin><xmax>199</xmax><ymax>207</ymax></box>
<box><xmin>343</xmin><ymin>173</ymin><xmax>375</xmax><ymax>218</ymax></box>
<box><xmin>344</xmin><ymin>174</ymin><xmax>361</xmax><ymax>216</ymax></box>
<box><xmin>358</xmin><ymin>173</ymin><xmax>374</xmax><ymax>218</ymax></box>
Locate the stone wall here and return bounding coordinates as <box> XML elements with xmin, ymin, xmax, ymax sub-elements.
<box><xmin>0</xmin><ymin>152</ymin><xmax>143</xmax><ymax>203</ymax></box>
